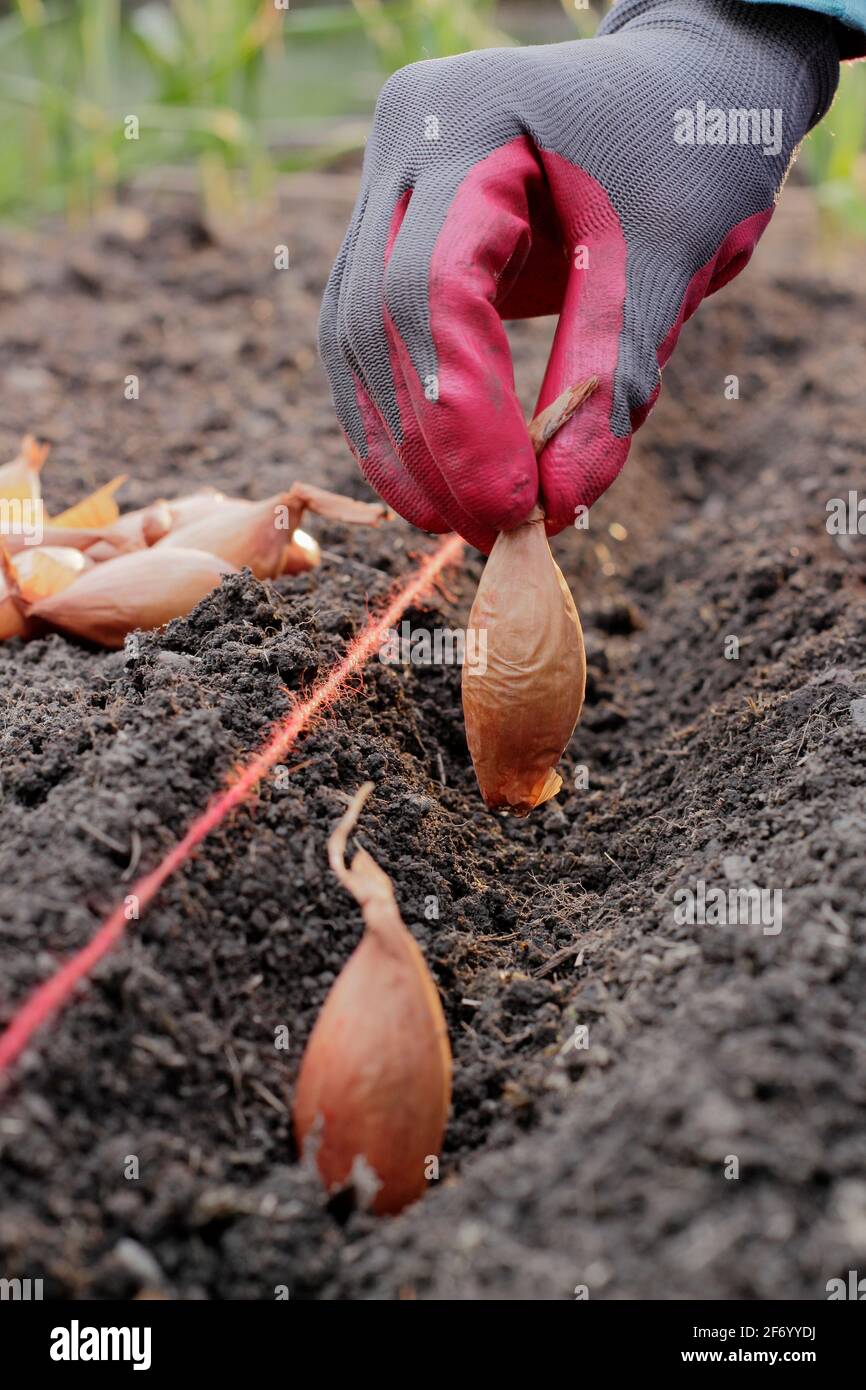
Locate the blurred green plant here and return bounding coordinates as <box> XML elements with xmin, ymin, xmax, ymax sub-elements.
<box><xmin>349</xmin><ymin>0</ymin><xmax>510</xmax><ymax>67</ymax></box>
<box><xmin>0</xmin><ymin>0</ymin><xmax>513</xmax><ymax>219</ymax></box>
<box><xmin>557</xmin><ymin>0</ymin><xmax>597</xmax><ymax>39</ymax></box>
<box><xmin>803</xmin><ymin>63</ymin><xmax>866</xmax><ymax>239</ymax></box>
<box><xmin>0</xmin><ymin>0</ymin><xmax>864</xmax><ymax>241</ymax></box>
<box><xmin>1</xmin><ymin>0</ymin><xmax>284</xmax><ymax>218</ymax></box>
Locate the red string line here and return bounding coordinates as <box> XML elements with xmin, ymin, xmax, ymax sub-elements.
<box><xmin>0</xmin><ymin>533</ymin><xmax>464</xmax><ymax>1073</ymax></box>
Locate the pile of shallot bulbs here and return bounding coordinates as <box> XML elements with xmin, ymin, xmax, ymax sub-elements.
<box><xmin>0</xmin><ymin>436</ymin><xmax>388</xmax><ymax>648</ymax></box>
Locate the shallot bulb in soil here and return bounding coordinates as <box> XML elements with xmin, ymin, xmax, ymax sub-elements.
<box><xmin>293</xmin><ymin>784</ymin><xmax>451</xmax><ymax>1215</ymax></box>
<box><xmin>24</xmin><ymin>545</ymin><xmax>236</xmax><ymax>648</ymax></box>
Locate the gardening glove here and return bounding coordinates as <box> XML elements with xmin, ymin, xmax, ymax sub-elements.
<box><xmin>319</xmin><ymin>0</ymin><xmax>840</xmax><ymax>554</ymax></box>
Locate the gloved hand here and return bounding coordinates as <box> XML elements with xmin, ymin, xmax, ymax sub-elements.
<box><xmin>319</xmin><ymin>0</ymin><xmax>839</xmax><ymax>553</ymax></box>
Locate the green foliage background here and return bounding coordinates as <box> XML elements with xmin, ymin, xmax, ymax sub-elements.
<box><xmin>0</xmin><ymin>0</ymin><xmax>863</xmax><ymax>237</ymax></box>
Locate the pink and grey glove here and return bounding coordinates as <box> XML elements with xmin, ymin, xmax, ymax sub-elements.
<box><xmin>319</xmin><ymin>0</ymin><xmax>839</xmax><ymax>553</ymax></box>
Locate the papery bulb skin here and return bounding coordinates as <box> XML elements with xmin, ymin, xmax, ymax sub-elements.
<box><xmin>0</xmin><ymin>436</ymin><xmax>48</xmax><ymax>506</ymax></box>
<box><xmin>49</xmin><ymin>475</ymin><xmax>125</xmax><ymax>530</ymax></box>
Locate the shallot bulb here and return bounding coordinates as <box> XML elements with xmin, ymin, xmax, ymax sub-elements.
<box><xmin>293</xmin><ymin>784</ymin><xmax>451</xmax><ymax>1215</ymax></box>
<box><xmin>157</xmin><ymin>495</ymin><xmax>287</xmax><ymax>579</ymax></box>
<box><xmin>158</xmin><ymin>483</ymin><xmax>388</xmax><ymax>579</ymax></box>
<box><xmin>462</xmin><ymin>507</ymin><xmax>586</xmax><ymax>814</ymax></box>
<box><xmin>23</xmin><ymin>545</ymin><xmax>236</xmax><ymax>648</ymax></box>
<box><xmin>461</xmin><ymin>380</ymin><xmax>596</xmax><ymax>815</ymax></box>
<box><xmin>0</xmin><ymin>545</ymin><xmax>88</xmax><ymax>640</ymax></box>
<box><xmin>161</xmin><ymin>488</ymin><xmax>229</xmax><ymax>531</ymax></box>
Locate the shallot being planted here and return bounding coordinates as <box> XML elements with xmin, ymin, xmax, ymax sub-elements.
<box><xmin>461</xmin><ymin>381</ymin><xmax>596</xmax><ymax>816</ymax></box>
<box><xmin>293</xmin><ymin>784</ymin><xmax>451</xmax><ymax>1215</ymax></box>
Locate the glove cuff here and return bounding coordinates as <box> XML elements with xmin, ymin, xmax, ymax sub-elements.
<box><xmin>599</xmin><ymin>0</ymin><xmax>840</xmax><ymax>131</ymax></box>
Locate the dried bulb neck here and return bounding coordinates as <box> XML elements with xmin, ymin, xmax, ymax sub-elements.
<box><xmin>501</xmin><ymin>505</ymin><xmax>545</xmax><ymax>535</ymax></box>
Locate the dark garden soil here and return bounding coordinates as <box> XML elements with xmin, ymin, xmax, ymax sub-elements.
<box><xmin>0</xmin><ymin>174</ymin><xmax>864</xmax><ymax>1301</ymax></box>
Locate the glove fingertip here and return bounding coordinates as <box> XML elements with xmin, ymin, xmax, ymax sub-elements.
<box><xmin>539</xmin><ymin>414</ymin><xmax>632</xmax><ymax>536</ymax></box>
